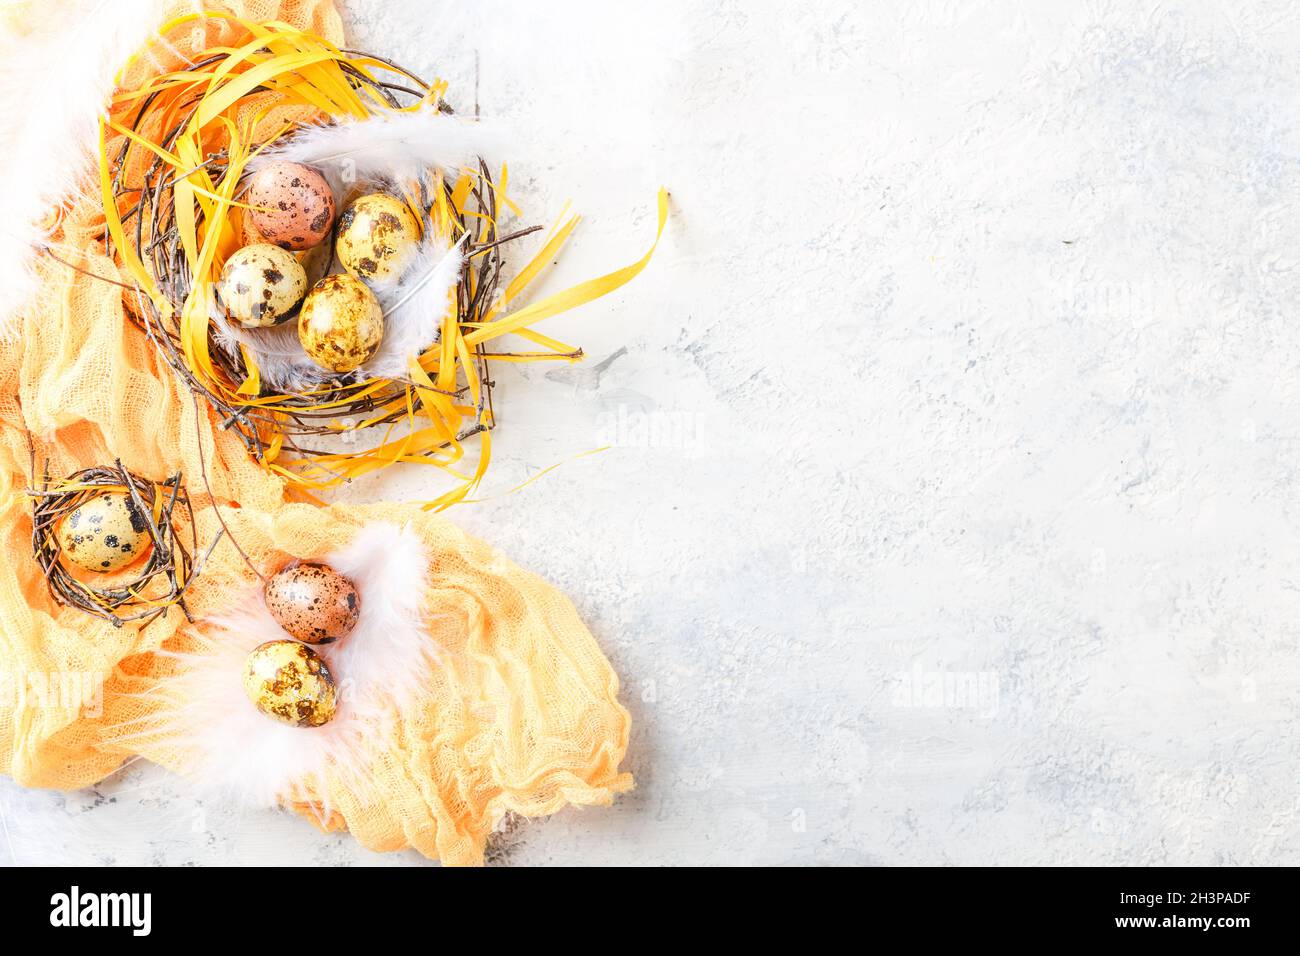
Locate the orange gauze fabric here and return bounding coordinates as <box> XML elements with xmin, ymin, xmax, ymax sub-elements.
<box><xmin>0</xmin><ymin>0</ymin><xmax>340</xmax><ymax>790</ymax></box>
<box><xmin>100</xmin><ymin>503</ymin><xmax>633</xmax><ymax>866</ymax></box>
<box><xmin>0</xmin><ymin>0</ymin><xmax>634</xmax><ymax>863</ymax></box>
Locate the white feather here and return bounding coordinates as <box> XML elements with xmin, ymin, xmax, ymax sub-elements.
<box><xmin>209</xmin><ymin>307</ymin><xmax>322</xmax><ymax>394</ymax></box>
<box><xmin>0</xmin><ymin>0</ymin><xmax>168</xmax><ymax>338</ymax></box>
<box><xmin>360</xmin><ymin>231</ymin><xmax>465</xmax><ymax>380</ymax></box>
<box><xmin>118</xmin><ymin>522</ymin><xmax>442</xmax><ymax>809</ymax></box>
<box><xmin>247</xmin><ymin>109</ymin><xmax>499</xmax><ymax>191</ymax></box>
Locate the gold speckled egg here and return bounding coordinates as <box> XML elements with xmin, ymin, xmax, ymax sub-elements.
<box><xmin>56</xmin><ymin>492</ymin><xmax>151</xmax><ymax>573</ymax></box>
<box><xmin>297</xmin><ymin>274</ymin><xmax>384</xmax><ymax>374</ymax></box>
<box><xmin>246</xmin><ymin>161</ymin><xmax>335</xmax><ymax>250</ymax></box>
<box><xmin>335</xmin><ymin>192</ymin><xmax>420</xmax><ymax>284</ymax></box>
<box><xmin>265</xmin><ymin>562</ymin><xmax>361</xmax><ymax>645</ymax></box>
<box><xmin>218</xmin><ymin>243</ymin><xmax>308</xmax><ymax>327</ymax></box>
<box><xmin>242</xmin><ymin>639</ymin><xmax>337</xmax><ymax>727</ymax></box>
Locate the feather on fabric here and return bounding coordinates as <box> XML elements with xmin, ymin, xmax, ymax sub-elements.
<box><xmin>118</xmin><ymin>522</ymin><xmax>438</xmax><ymax>809</ymax></box>
<box><xmin>0</xmin><ymin>0</ymin><xmax>167</xmax><ymax>338</ymax></box>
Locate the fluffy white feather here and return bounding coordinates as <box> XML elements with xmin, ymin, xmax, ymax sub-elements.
<box><xmin>246</xmin><ymin>109</ymin><xmax>499</xmax><ymax>191</ymax></box>
<box><xmin>212</xmin><ymin>235</ymin><xmax>465</xmax><ymax>392</ymax></box>
<box><xmin>359</xmin><ymin>231</ymin><xmax>465</xmax><ymax>380</ymax></box>
<box><xmin>209</xmin><ymin>307</ymin><xmax>321</xmax><ymax>394</ymax></box>
<box><xmin>117</xmin><ymin>522</ymin><xmax>441</xmax><ymax>809</ymax></box>
<box><xmin>0</xmin><ymin>0</ymin><xmax>167</xmax><ymax>338</ymax></box>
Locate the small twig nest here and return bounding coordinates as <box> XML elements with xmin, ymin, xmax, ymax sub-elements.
<box><xmin>29</xmin><ymin>460</ymin><xmax>218</xmax><ymax>628</ymax></box>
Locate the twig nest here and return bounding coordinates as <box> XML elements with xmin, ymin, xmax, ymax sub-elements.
<box><xmin>55</xmin><ymin>492</ymin><xmax>151</xmax><ymax>573</ymax></box>
<box><xmin>265</xmin><ymin>562</ymin><xmax>361</xmax><ymax>644</ymax></box>
<box><xmin>31</xmin><ymin>463</ymin><xmax>206</xmax><ymax>626</ymax></box>
<box><xmin>246</xmin><ymin>161</ymin><xmax>335</xmax><ymax>250</ymax></box>
<box><xmin>336</xmin><ymin>192</ymin><xmax>420</xmax><ymax>284</ymax></box>
<box><xmin>297</xmin><ymin>274</ymin><xmax>384</xmax><ymax>373</ymax></box>
<box><xmin>218</xmin><ymin>243</ymin><xmax>307</xmax><ymax>327</ymax></box>
<box><xmin>242</xmin><ymin>639</ymin><xmax>338</xmax><ymax>727</ymax></box>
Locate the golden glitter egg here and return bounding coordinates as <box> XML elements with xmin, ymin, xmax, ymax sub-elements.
<box><xmin>297</xmin><ymin>274</ymin><xmax>384</xmax><ymax>374</ymax></box>
<box><xmin>55</xmin><ymin>492</ymin><xmax>151</xmax><ymax>573</ymax></box>
<box><xmin>335</xmin><ymin>192</ymin><xmax>420</xmax><ymax>284</ymax></box>
<box><xmin>246</xmin><ymin>161</ymin><xmax>335</xmax><ymax>250</ymax></box>
<box><xmin>265</xmin><ymin>562</ymin><xmax>361</xmax><ymax>645</ymax></box>
<box><xmin>218</xmin><ymin>243</ymin><xmax>307</xmax><ymax>327</ymax></box>
<box><xmin>242</xmin><ymin>639</ymin><xmax>337</xmax><ymax>727</ymax></box>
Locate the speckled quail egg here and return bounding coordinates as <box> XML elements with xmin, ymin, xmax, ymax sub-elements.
<box><xmin>246</xmin><ymin>161</ymin><xmax>335</xmax><ymax>250</ymax></box>
<box><xmin>218</xmin><ymin>243</ymin><xmax>308</xmax><ymax>327</ymax></box>
<box><xmin>56</xmin><ymin>492</ymin><xmax>151</xmax><ymax>573</ymax></box>
<box><xmin>242</xmin><ymin>639</ymin><xmax>338</xmax><ymax>727</ymax></box>
<box><xmin>265</xmin><ymin>562</ymin><xmax>361</xmax><ymax>645</ymax></box>
<box><xmin>297</xmin><ymin>274</ymin><xmax>384</xmax><ymax>374</ymax></box>
<box><xmin>335</xmin><ymin>192</ymin><xmax>420</xmax><ymax>284</ymax></box>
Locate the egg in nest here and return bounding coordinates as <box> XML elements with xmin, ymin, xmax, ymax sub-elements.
<box><xmin>218</xmin><ymin>243</ymin><xmax>307</xmax><ymax>327</ymax></box>
<box><xmin>56</xmin><ymin>492</ymin><xmax>151</xmax><ymax>573</ymax></box>
<box><xmin>246</xmin><ymin>161</ymin><xmax>335</xmax><ymax>250</ymax></box>
<box><xmin>265</xmin><ymin>562</ymin><xmax>361</xmax><ymax>645</ymax></box>
<box><xmin>297</xmin><ymin>274</ymin><xmax>384</xmax><ymax>374</ymax></box>
<box><xmin>335</xmin><ymin>192</ymin><xmax>420</xmax><ymax>284</ymax></box>
<box><xmin>242</xmin><ymin>639</ymin><xmax>337</xmax><ymax>727</ymax></box>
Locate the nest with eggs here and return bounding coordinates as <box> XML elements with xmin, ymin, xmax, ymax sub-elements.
<box><xmin>28</xmin><ymin>459</ymin><xmax>215</xmax><ymax>628</ymax></box>
<box><xmin>98</xmin><ymin>14</ymin><xmax>663</xmax><ymax>509</ymax></box>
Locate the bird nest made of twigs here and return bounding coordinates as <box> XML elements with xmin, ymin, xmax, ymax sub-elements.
<box><xmin>29</xmin><ymin>461</ymin><xmax>216</xmax><ymax>628</ymax></box>
<box><xmin>97</xmin><ymin>14</ymin><xmax>666</xmax><ymax>510</ymax></box>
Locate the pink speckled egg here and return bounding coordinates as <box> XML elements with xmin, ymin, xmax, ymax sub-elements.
<box><xmin>246</xmin><ymin>161</ymin><xmax>335</xmax><ymax>251</ymax></box>
<box><xmin>264</xmin><ymin>562</ymin><xmax>360</xmax><ymax>645</ymax></box>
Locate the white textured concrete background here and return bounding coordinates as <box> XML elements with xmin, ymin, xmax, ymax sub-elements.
<box><xmin>4</xmin><ymin>0</ymin><xmax>1300</xmax><ymax>865</ymax></box>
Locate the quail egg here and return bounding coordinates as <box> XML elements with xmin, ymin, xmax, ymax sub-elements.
<box><xmin>218</xmin><ymin>243</ymin><xmax>308</xmax><ymax>327</ymax></box>
<box><xmin>242</xmin><ymin>639</ymin><xmax>338</xmax><ymax>727</ymax></box>
<box><xmin>335</xmin><ymin>192</ymin><xmax>420</xmax><ymax>284</ymax></box>
<box><xmin>246</xmin><ymin>161</ymin><xmax>335</xmax><ymax>250</ymax></box>
<box><xmin>297</xmin><ymin>274</ymin><xmax>384</xmax><ymax>374</ymax></box>
<box><xmin>56</xmin><ymin>492</ymin><xmax>151</xmax><ymax>573</ymax></box>
<box><xmin>265</xmin><ymin>562</ymin><xmax>361</xmax><ymax>645</ymax></box>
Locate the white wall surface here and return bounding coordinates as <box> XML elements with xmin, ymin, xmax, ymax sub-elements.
<box><xmin>3</xmin><ymin>0</ymin><xmax>1299</xmax><ymax>865</ymax></box>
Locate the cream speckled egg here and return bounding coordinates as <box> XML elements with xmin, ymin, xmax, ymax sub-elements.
<box><xmin>297</xmin><ymin>274</ymin><xmax>384</xmax><ymax>374</ymax></box>
<box><xmin>56</xmin><ymin>492</ymin><xmax>151</xmax><ymax>573</ymax></box>
<box><xmin>265</xmin><ymin>562</ymin><xmax>360</xmax><ymax>645</ymax></box>
<box><xmin>242</xmin><ymin>639</ymin><xmax>337</xmax><ymax>727</ymax></box>
<box><xmin>218</xmin><ymin>243</ymin><xmax>307</xmax><ymax>327</ymax></box>
<box><xmin>246</xmin><ymin>161</ymin><xmax>335</xmax><ymax>250</ymax></box>
<box><xmin>335</xmin><ymin>192</ymin><xmax>420</xmax><ymax>284</ymax></box>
